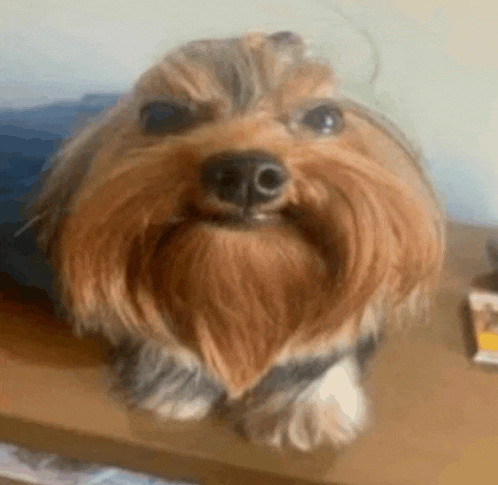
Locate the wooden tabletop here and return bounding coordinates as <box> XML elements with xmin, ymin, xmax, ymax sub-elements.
<box><xmin>1</xmin><ymin>221</ymin><xmax>498</xmax><ymax>485</ymax></box>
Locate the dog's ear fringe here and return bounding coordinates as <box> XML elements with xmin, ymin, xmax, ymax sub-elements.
<box><xmin>25</xmin><ymin>107</ymin><xmax>120</xmax><ymax>258</ymax></box>
<box><xmin>337</xmin><ymin>99</ymin><xmax>446</xmax><ymax>312</ymax></box>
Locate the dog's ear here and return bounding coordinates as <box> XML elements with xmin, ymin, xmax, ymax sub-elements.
<box><xmin>267</xmin><ymin>31</ymin><xmax>305</xmax><ymax>60</ymax></box>
<box><xmin>26</xmin><ymin>107</ymin><xmax>118</xmax><ymax>258</ymax></box>
<box><xmin>339</xmin><ymin>100</ymin><xmax>446</xmax><ymax>312</ymax></box>
<box><xmin>239</xmin><ymin>31</ymin><xmax>306</xmax><ymax>83</ymax></box>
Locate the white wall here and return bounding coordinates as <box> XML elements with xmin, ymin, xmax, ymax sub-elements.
<box><xmin>1</xmin><ymin>0</ymin><xmax>497</xmax><ymax>226</ymax></box>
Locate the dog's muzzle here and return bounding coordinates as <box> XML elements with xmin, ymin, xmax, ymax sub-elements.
<box><xmin>201</xmin><ymin>151</ymin><xmax>287</xmax><ymax>208</ymax></box>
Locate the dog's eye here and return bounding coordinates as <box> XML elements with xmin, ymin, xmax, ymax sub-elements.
<box><xmin>140</xmin><ymin>101</ymin><xmax>195</xmax><ymax>135</ymax></box>
<box><xmin>302</xmin><ymin>104</ymin><xmax>343</xmax><ymax>135</ymax></box>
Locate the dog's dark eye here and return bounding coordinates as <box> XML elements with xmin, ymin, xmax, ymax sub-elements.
<box><xmin>302</xmin><ymin>104</ymin><xmax>343</xmax><ymax>135</ymax></box>
<box><xmin>140</xmin><ymin>101</ymin><xmax>195</xmax><ymax>135</ymax></box>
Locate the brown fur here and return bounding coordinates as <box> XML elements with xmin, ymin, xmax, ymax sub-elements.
<box><xmin>28</xmin><ymin>32</ymin><xmax>445</xmax><ymax>443</ymax></box>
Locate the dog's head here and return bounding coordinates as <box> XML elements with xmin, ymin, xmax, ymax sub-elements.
<box><xmin>31</xmin><ymin>32</ymin><xmax>443</xmax><ymax>395</ymax></box>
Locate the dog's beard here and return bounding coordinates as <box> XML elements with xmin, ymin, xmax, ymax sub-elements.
<box><xmin>151</xmin><ymin>219</ymin><xmax>341</xmax><ymax>393</ymax></box>
<box><xmin>59</xmin><ymin>145</ymin><xmax>440</xmax><ymax>394</ymax></box>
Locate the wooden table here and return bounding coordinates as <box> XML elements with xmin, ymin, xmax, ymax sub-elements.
<box><xmin>2</xmin><ymin>222</ymin><xmax>498</xmax><ymax>485</ymax></box>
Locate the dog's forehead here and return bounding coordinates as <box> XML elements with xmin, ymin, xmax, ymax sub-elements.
<box><xmin>133</xmin><ymin>32</ymin><xmax>335</xmax><ymax>113</ymax></box>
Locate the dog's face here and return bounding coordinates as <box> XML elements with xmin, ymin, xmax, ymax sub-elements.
<box><xmin>32</xmin><ymin>32</ymin><xmax>443</xmax><ymax>441</ymax></box>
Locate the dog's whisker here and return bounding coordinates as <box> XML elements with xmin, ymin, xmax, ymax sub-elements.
<box><xmin>13</xmin><ymin>215</ymin><xmax>42</xmax><ymax>238</ymax></box>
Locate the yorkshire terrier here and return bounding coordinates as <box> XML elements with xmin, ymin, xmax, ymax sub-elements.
<box><xmin>28</xmin><ymin>31</ymin><xmax>445</xmax><ymax>451</ymax></box>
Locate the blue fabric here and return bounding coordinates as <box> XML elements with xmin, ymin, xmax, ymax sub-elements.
<box><xmin>0</xmin><ymin>94</ymin><xmax>119</xmax><ymax>222</ymax></box>
<box><xmin>0</xmin><ymin>95</ymin><xmax>118</xmax><ymax>290</ymax></box>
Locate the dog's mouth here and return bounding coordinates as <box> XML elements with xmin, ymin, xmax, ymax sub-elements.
<box><xmin>153</xmin><ymin>205</ymin><xmax>306</xmax><ymax>261</ymax></box>
<box><xmin>176</xmin><ymin>205</ymin><xmax>301</xmax><ymax>229</ymax></box>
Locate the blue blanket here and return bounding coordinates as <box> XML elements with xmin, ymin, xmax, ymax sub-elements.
<box><xmin>0</xmin><ymin>95</ymin><xmax>118</xmax><ymax>292</ymax></box>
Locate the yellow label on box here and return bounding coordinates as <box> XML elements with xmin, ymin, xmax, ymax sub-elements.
<box><xmin>478</xmin><ymin>332</ymin><xmax>498</xmax><ymax>351</ymax></box>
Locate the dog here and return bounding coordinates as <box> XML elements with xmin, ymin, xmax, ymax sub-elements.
<box><xmin>27</xmin><ymin>31</ymin><xmax>445</xmax><ymax>451</ymax></box>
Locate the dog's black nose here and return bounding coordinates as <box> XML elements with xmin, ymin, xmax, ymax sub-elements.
<box><xmin>201</xmin><ymin>151</ymin><xmax>287</xmax><ymax>207</ymax></box>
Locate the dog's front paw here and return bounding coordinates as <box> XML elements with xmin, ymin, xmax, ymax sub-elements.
<box><xmin>111</xmin><ymin>341</ymin><xmax>224</xmax><ymax>421</ymax></box>
<box><xmin>148</xmin><ymin>396</ymin><xmax>215</xmax><ymax>421</ymax></box>
<box><xmin>314</xmin><ymin>359</ymin><xmax>369</xmax><ymax>447</ymax></box>
<box><xmin>289</xmin><ymin>394</ymin><xmax>367</xmax><ymax>451</ymax></box>
<box><xmin>242</xmin><ymin>394</ymin><xmax>367</xmax><ymax>451</ymax></box>
<box><xmin>241</xmin><ymin>356</ymin><xmax>368</xmax><ymax>451</ymax></box>
<box><xmin>314</xmin><ymin>388</ymin><xmax>368</xmax><ymax>448</ymax></box>
<box><xmin>239</xmin><ymin>402</ymin><xmax>314</xmax><ymax>450</ymax></box>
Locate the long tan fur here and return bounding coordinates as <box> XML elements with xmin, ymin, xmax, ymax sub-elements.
<box><xmin>28</xmin><ymin>32</ymin><xmax>445</xmax><ymax>446</ymax></box>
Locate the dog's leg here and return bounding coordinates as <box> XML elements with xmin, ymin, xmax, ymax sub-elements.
<box><xmin>110</xmin><ymin>341</ymin><xmax>225</xmax><ymax>420</ymax></box>
<box><xmin>239</xmin><ymin>353</ymin><xmax>368</xmax><ymax>451</ymax></box>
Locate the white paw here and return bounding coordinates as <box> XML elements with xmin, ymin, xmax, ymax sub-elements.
<box><xmin>314</xmin><ymin>356</ymin><xmax>369</xmax><ymax>446</ymax></box>
<box><xmin>148</xmin><ymin>396</ymin><xmax>214</xmax><ymax>421</ymax></box>
<box><xmin>241</xmin><ymin>356</ymin><xmax>368</xmax><ymax>451</ymax></box>
<box><xmin>286</xmin><ymin>385</ymin><xmax>368</xmax><ymax>451</ymax></box>
<box><xmin>317</xmin><ymin>386</ymin><xmax>368</xmax><ymax>447</ymax></box>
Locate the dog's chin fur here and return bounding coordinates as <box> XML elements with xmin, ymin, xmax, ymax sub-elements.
<box><xmin>28</xmin><ymin>31</ymin><xmax>445</xmax><ymax>451</ymax></box>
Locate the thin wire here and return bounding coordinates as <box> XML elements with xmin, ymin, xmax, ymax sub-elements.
<box><xmin>316</xmin><ymin>2</ymin><xmax>381</xmax><ymax>85</ymax></box>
